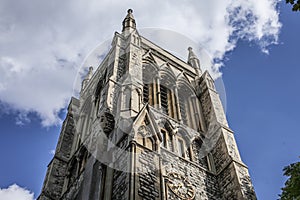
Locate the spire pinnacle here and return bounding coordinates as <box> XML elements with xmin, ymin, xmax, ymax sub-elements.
<box><xmin>122</xmin><ymin>9</ymin><xmax>136</xmax><ymax>33</ymax></box>
<box><xmin>81</xmin><ymin>66</ymin><xmax>94</xmax><ymax>91</ymax></box>
<box><xmin>188</xmin><ymin>47</ymin><xmax>198</xmax><ymax>61</ymax></box>
<box><xmin>187</xmin><ymin>47</ymin><xmax>202</xmax><ymax>75</ymax></box>
<box><xmin>86</xmin><ymin>66</ymin><xmax>94</xmax><ymax>79</ymax></box>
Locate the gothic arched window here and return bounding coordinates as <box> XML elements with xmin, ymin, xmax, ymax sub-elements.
<box><xmin>78</xmin><ymin>96</ymin><xmax>93</xmax><ymax>147</ymax></box>
<box><xmin>136</xmin><ymin>125</ymin><xmax>156</xmax><ymax>151</ymax></box>
<box><xmin>137</xmin><ymin>132</ymin><xmax>144</xmax><ymax>146</ymax></box>
<box><xmin>160</xmin><ymin>72</ymin><xmax>177</xmax><ymax>119</ymax></box>
<box><xmin>78</xmin><ymin>147</ymin><xmax>89</xmax><ymax>175</ymax></box>
<box><xmin>160</xmin><ymin>128</ymin><xmax>174</xmax><ymax>152</ymax></box>
<box><xmin>160</xmin><ymin>129</ymin><xmax>167</xmax><ymax>148</ymax></box>
<box><xmin>123</xmin><ymin>87</ymin><xmax>131</xmax><ymax>110</ymax></box>
<box><xmin>176</xmin><ymin>130</ymin><xmax>192</xmax><ymax>161</ymax></box>
<box><xmin>142</xmin><ymin>63</ymin><xmax>158</xmax><ymax>106</ymax></box>
<box><xmin>145</xmin><ymin>137</ymin><xmax>154</xmax><ymax>150</ymax></box>
<box><xmin>178</xmin><ymin>82</ymin><xmax>204</xmax><ymax>131</ymax></box>
<box><xmin>177</xmin><ymin>137</ymin><xmax>185</xmax><ymax>157</ymax></box>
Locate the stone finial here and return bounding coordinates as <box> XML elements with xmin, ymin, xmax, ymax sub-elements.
<box><xmin>127</xmin><ymin>9</ymin><xmax>133</xmax><ymax>14</ymax></box>
<box><xmin>86</xmin><ymin>66</ymin><xmax>94</xmax><ymax>80</ymax></box>
<box><xmin>187</xmin><ymin>47</ymin><xmax>202</xmax><ymax>75</ymax></box>
<box><xmin>122</xmin><ymin>9</ymin><xmax>136</xmax><ymax>32</ymax></box>
<box><xmin>188</xmin><ymin>47</ymin><xmax>197</xmax><ymax>61</ymax></box>
<box><xmin>81</xmin><ymin>66</ymin><xmax>94</xmax><ymax>91</ymax></box>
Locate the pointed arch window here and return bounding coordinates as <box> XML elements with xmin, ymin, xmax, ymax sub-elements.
<box><xmin>160</xmin><ymin>73</ymin><xmax>177</xmax><ymax>119</ymax></box>
<box><xmin>160</xmin><ymin>129</ymin><xmax>167</xmax><ymax>148</ymax></box>
<box><xmin>176</xmin><ymin>130</ymin><xmax>193</xmax><ymax>161</ymax></box>
<box><xmin>123</xmin><ymin>87</ymin><xmax>131</xmax><ymax>110</ymax></box>
<box><xmin>136</xmin><ymin>125</ymin><xmax>156</xmax><ymax>151</ymax></box>
<box><xmin>160</xmin><ymin>84</ymin><xmax>171</xmax><ymax>115</ymax></box>
<box><xmin>177</xmin><ymin>138</ymin><xmax>185</xmax><ymax>157</ymax></box>
<box><xmin>160</xmin><ymin>127</ymin><xmax>174</xmax><ymax>152</ymax></box>
<box><xmin>178</xmin><ymin>83</ymin><xmax>204</xmax><ymax>132</ymax></box>
<box><xmin>145</xmin><ymin>137</ymin><xmax>154</xmax><ymax>150</ymax></box>
<box><xmin>137</xmin><ymin>132</ymin><xmax>144</xmax><ymax>147</ymax></box>
<box><xmin>142</xmin><ymin>63</ymin><xmax>158</xmax><ymax>106</ymax></box>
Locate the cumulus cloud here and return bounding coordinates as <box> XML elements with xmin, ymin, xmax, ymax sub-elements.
<box><xmin>0</xmin><ymin>184</ymin><xmax>34</xmax><ymax>200</ymax></box>
<box><xmin>0</xmin><ymin>0</ymin><xmax>281</xmax><ymax>126</ymax></box>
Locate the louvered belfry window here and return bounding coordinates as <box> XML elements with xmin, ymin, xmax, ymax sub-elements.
<box><xmin>142</xmin><ymin>63</ymin><xmax>156</xmax><ymax>106</ymax></box>
<box><xmin>160</xmin><ymin>84</ymin><xmax>169</xmax><ymax>114</ymax></box>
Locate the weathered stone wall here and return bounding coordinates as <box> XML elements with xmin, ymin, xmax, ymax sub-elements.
<box><xmin>38</xmin><ymin>98</ymin><xmax>79</xmax><ymax>200</ymax></box>
<box><xmin>111</xmin><ymin>140</ymin><xmax>130</xmax><ymax>200</ymax></box>
<box><xmin>136</xmin><ymin>147</ymin><xmax>160</xmax><ymax>200</ymax></box>
<box><xmin>38</xmin><ymin>159</ymin><xmax>65</xmax><ymax>200</ymax></box>
<box><xmin>60</xmin><ymin>173</ymin><xmax>84</xmax><ymax>200</ymax></box>
<box><xmin>235</xmin><ymin>162</ymin><xmax>257</xmax><ymax>199</ymax></box>
<box><xmin>161</xmin><ymin>148</ymin><xmax>220</xmax><ymax>200</ymax></box>
<box><xmin>218</xmin><ymin>163</ymin><xmax>240</xmax><ymax>199</ymax></box>
<box><xmin>112</xmin><ymin>170</ymin><xmax>129</xmax><ymax>200</ymax></box>
<box><xmin>56</xmin><ymin>113</ymin><xmax>77</xmax><ymax>160</ymax></box>
<box><xmin>38</xmin><ymin>158</ymin><xmax>68</xmax><ymax>200</ymax></box>
<box><xmin>211</xmin><ymin>133</ymin><xmax>231</xmax><ymax>173</ymax></box>
<box><xmin>211</xmin><ymin>129</ymin><xmax>256</xmax><ymax>199</ymax></box>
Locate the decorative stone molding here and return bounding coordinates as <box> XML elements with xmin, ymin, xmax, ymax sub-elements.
<box><xmin>167</xmin><ymin>172</ymin><xmax>195</xmax><ymax>199</ymax></box>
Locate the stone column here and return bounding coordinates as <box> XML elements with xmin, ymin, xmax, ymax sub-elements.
<box><xmin>156</xmin><ymin>75</ymin><xmax>161</xmax><ymax>110</ymax></box>
<box><xmin>173</xmin><ymin>86</ymin><xmax>182</xmax><ymax>122</ymax></box>
<box><xmin>171</xmin><ymin>86</ymin><xmax>177</xmax><ymax>119</ymax></box>
<box><xmin>152</xmin><ymin>77</ymin><xmax>157</xmax><ymax>107</ymax></box>
<box><xmin>189</xmin><ymin>144</ymin><xmax>195</xmax><ymax>162</ymax></box>
<box><xmin>130</xmin><ymin>142</ymin><xmax>136</xmax><ymax>199</ymax></box>
<box><xmin>187</xmin><ymin>98</ymin><xmax>195</xmax><ymax>129</ymax></box>
<box><xmin>191</xmin><ymin>95</ymin><xmax>200</xmax><ymax>131</ymax></box>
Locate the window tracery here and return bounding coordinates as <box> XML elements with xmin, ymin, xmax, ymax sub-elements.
<box><xmin>136</xmin><ymin>125</ymin><xmax>156</xmax><ymax>151</ymax></box>
<box><xmin>160</xmin><ymin>72</ymin><xmax>177</xmax><ymax>119</ymax></box>
<box><xmin>178</xmin><ymin>82</ymin><xmax>203</xmax><ymax>132</ymax></box>
<box><xmin>142</xmin><ymin>56</ymin><xmax>205</xmax><ymax>131</ymax></box>
<box><xmin>123</xmin><ymin>87</ymin><xmax>131</xmax><ymax>110</ymax></box>
<box><xmin>142</xmin><ymin>63</ymin><xmax>158</xmax><ymax>106</ymax></box>
<box><xmin>176</xmin><ymin>130</ymin><xmax>193</xmax><ymax>161</ymax></box>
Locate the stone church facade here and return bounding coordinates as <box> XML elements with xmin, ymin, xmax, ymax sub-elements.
<box><xmin>38</xmin><ymin>9</ymin><xmax>256</xmax><ymax>200</ymax></box>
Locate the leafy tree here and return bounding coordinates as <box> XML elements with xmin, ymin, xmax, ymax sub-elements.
<box><xmin>279</xmin><ymin>161</ymin><xmax>300</xmax><ymax>200</ymax></box>
<box><xmin>286</xmin><ymin>0</ymin><xmax>300</xmax><ymax>11</ymax></box>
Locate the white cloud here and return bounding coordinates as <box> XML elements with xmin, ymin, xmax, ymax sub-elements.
<box><xmin>50</xmin><ymin>149</ymin><xmax>55</xmax><ymax>155</ymax></box>
<box><xmin>0</xmin><ymin>184</ymin><xmax>34</xmax><ymax>200</ymax></box>
<box><xmin>0</xmin><ymin>0</ymin><xmax>281</xmax><ymax>126</ymax></box>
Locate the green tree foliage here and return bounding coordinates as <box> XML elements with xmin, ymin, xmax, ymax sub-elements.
<box><xmin>279</xmin><ymin>161</ymin><xmax>300</xmax><ymax>200</ymax></box>
<box><xmin>286</xmin><ymin>0</ymin><xmax>300</xmax><ymax>11</ymax></box>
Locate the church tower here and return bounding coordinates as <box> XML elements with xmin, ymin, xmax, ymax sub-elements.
<box><xmin>38</xmin><ymin>9</ymin><xmax>256</xmax><ymax>200</ymax></box>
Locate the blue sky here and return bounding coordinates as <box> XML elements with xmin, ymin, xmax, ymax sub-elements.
<box><xmin>0</xmin><ymin>1</ymin><xmax>299</xmax><ymax>200</ymax></box>
<box><xmin>223</xmin><ymin>5</ymin><xmax>300</xmax><ymax>198</ymax></box>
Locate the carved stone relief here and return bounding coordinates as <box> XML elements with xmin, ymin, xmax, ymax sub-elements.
<box><xmin>99</xmin><ymin>110</ymin><xmax>115</xmax><ymax>134</ymax></box>
<box><xmin>161</xmin><ymin>149</ymin><xmax>220</xmax><ymax>200</ymax></box>
<box><xmin>167</xmin><ymin>172</ymin><xmax>195</xmax><ymax>199</ymax></box>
